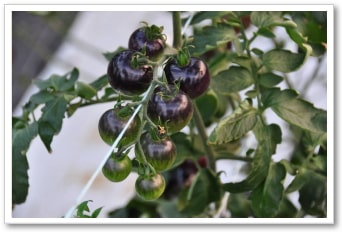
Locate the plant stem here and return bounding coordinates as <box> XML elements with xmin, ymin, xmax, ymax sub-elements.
<box><xmin>172</xmin><ymin>11</ymin><xmax>182</xmax><ymax>49</ymax></box>
<box><xmin>193</xmin><ymin>104</ymin><xmax>217</xmax><ymax>171</ymax></box>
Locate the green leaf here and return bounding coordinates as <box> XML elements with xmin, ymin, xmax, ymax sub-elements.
<box><xmin>275</xmin><ymin>197</ymin><xmax>299</xmax><ymax>218</ymax></box>
<box><xmin>261</xmin><ymin>88</ymin><xmax>298</xmax><ymax>108</ymax></box>
<box><xmin>90</xmin><ymin>74</ymin><xmax>109</xmax><ymax>90</ymax></box>
<box><xmin>212</xmin><ymin>66</ymin><xmax>254</xmax><ymax>94</ymax></box>
<box><xmin>178</xmin><ymin>169</ymin><xmax>222</xmax><ymax>216</ymax></box>
<box><xmin>286</xmin><ymin>27</ymin><xmax>307</xmax><ymax>45</ymax></box>
<box><xmin>75</xmin><ymin>81</ymin><xmax>97</xmax><ymax>99</ymax></box>
<box><xmin>298</xmin><ymin>171</ymin><xmax>326</xmax><ymax>214</ymax></box>
<box><xmin>251</xmin><ymin>11</ymin><xmax>297</xmax><ymax>29</ymax></box>
<box><xmin>262</xmin><ymin>49</ymin><xmax>307</xmax><ymax>73</ymax></box>
<box><xmin>258</xmin><ymin>72</ymin><xmax>283</xmax><ymax>87</ymax></box>
<box><xmin>195</xmin><ymin>89</ymin><xmax>219</xmax><ymax>126</ymax></box>
<box><xmin>189</xmin><ymin>11</ymin><xmax>232</xmax><ymax>25</ymax></box>
<box><xmin>222</xmin><ymin>122</ymin><xmax>275</xmax><ymax>193</ymax></box>
<box><xmin>190</xmin><ymin>23</ymin><xmax>236</xmax><ymax>56</ymax></box>
<box><xmin>157</xmin><ymin>200</ymin><xmax>187</xmax><ymax>218</ymax></box>
<box><xmin>170</xmin><ymin>132</ymin><xmax>196</xmax><ymax>168</ymax></box>
<box><xmin>250</xmin><ymin>162</ymin><xmax>286</xmax><ymax>217</ymax></box>
<box><xmin>33</xmin><ymin>68</ymin><xmax>79</xmax><ymax>91</ymax></box>
<box><xmin>256</xmin><ymin>27</ymin><xmax>275</xmax><ymax>38</ymax></box>
<box><xmin>263</xmin><ymin>88</ymin><xmax>327</xmax><ymax>133</ymax></box>
<box><xmin>38</xmin><ymin>96</ymin><xmax>68</xmax><ymax>152</ymax></box>
<box><xmin>208</xmin><ymin>99</ymin><xmax>257</xmax><ymax>144</ymax></box>
<box><xmin>12</xmin><ymin>122</ymin><xmax>38</xmax><ymax>204</ymax></box>
<box><xmin>227</xmin><ymin>193</ymin><xmax>252</xmax><ymax>218</ymax></box>
<box><xmin>75</xmin><ymin>200</ymin><xmax>103</xmax><ymax>218</ymax></box>
<box><xmin>103</xmin><ymin>46</ymin><xmax>126</xmax><ymax>61</ymax></box>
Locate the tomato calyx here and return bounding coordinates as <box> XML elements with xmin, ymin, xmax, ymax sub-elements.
<box><xmin>175</xmin><ymin>47</ymin><xmax>191</xmax><ymax>67</ymax></box>
<box><xmin>141</xmin><ymin>22</ymin><xmax>166</xmax><ymax>42</ymax></box>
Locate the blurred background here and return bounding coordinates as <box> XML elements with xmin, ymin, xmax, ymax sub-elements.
<box><xmin>11</xmin><ymin>11</ymin><xmax>327</xmax><ymax>218</ymax></box>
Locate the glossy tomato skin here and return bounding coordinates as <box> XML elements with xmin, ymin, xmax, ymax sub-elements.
<box><xmin>128</xmin><ymin>28</ymin><xmax>165</xmax><ymax>59</ymax></box>
<box><xmin>98</xmin><ymin>108</ymin><xmax>141</xmax><ymax>147</ymax></box>
<box><xmin>139</xmin><ymin>132</ymin><xmax>177</xmax><ymax>172</ymax></box>
<box><xmin>135</xmin><ymin>173</ymin><xmax>166</xmax><ymax>201</ymax></box>
<box><xmin>102</xmin><ymin>155</ymin><xmax>132</xmax><ymax>182</ymax></box>
<box><xmin>147</xmin><ymin>85</ymin><xmax>193</xmax><ymax>134</ymax></box>
<box><xmin>107</xmin><ymin>50</ymin><xmax>153</xmax><ymax>95</ymax></box>
<box><xmin>164</xmin><ymin>57</ymin><xmax>210</xmax><ymax>99</ymax></box>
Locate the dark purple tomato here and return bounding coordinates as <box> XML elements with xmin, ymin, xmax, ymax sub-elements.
<box><xmin>98</xmin><ymin>107</ymin><xmax>141</xmax><ymax>148</ymax></box>
<box><xmin>164</xmin><ymin>57</ymin><xmax>210</xmax><ymax>99</ymax></box>
<box><xmin>139</xmin><ymin>132</ymin><xmax>177</xmax><ymax>172</ymax></box>
<box><xmin>135</xmin><ymin>173</ymin><xmax>166</xmax><ymax>201</ymax></box>
<box><xmin>128</xmin><ymin>26</ymin><xmax>165</xmax><ymax>59</ymax></box>
<box><xmin>147</xmin><ymin>85</ymin><xmax>193</xmax><ymax>134</ymax></box>
<box><xmin>107</xmin><ymin>50</ymin><xmax>153</xmax><ymax>96</ymax></box>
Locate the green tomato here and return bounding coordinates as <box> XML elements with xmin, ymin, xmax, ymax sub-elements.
<box><xmin>102</xmin><ymin>155</ymin><xmax>132</xmax><ymax>182</ymax></box>
<box><xmin>135</xmin><ymin>173</ymin><xmax>166</xmax><ymax>200</ymax></box>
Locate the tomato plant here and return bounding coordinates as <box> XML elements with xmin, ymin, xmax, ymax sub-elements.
<box><xmin>12</xmin><ymin>11</ymin><xmax>329</xmax><ymax>219</ymax></box>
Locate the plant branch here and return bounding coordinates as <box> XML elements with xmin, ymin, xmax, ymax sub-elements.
<box><xmin>193</xmin><ymin>104</ymin><xmax>217</xmax><ymax>171</ymax></box>
<box><xmin>172</xmin><ymin>11</ymin><xmax>182</xmax><ymax>49</ymax></box>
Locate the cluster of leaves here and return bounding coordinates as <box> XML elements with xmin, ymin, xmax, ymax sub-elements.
<box><xmin>73</xmin><ymin>200</ymin><xmax>103</xmax><ymax>218</ymax></box>
<box><xmin>12</xmin><ymin>69</ymin><xmax>117</xmax><ymax>204</ymax></box>
<box><xmin>12</xmin><ymin>11</ymin><xmax>327</xmax><ymax>218</ymax></box>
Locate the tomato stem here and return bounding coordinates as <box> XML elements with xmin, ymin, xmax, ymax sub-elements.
<box><xmin>193</xmin><ymin>104</ymin><xmax>217</xmax><ymax>172</ymax></box>
<box><xmin>172</xmin><ymin>11</ymin><xmax>182</xmax><ymax>49</ymax></box>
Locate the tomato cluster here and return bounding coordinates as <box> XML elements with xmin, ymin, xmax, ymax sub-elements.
<box><xmin>98</xmin><ymin>23</ymin><xmax>210</xmax><ymax>201</ymax></box>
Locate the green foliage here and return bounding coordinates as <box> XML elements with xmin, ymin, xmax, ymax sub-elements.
<box><xmin>12</xmin><ymin>11</ymin><xmax>328</xmax><ymax>218</ymax></box>
<box><xmin>74</xmin><ymin>200</ymin><xmax>103</xmax><ymax>218</ymax></box>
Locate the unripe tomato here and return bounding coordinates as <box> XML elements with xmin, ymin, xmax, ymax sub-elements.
<box><xmin>102</xmin><ymin>155</ymin><xmax>132</xmax><ymax>182</ymax></box>
<box><xmin>135</xmin><ymin>173</ymin><xmax>166</xmax><ymax>201</ymax></box>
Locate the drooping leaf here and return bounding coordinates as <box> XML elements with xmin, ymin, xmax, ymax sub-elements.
<box><xmin>33</xmin><ymin>68</ymin><xmax>79</xmax><ymax>91</ymax></box>
<box><xmin>38</xmin><ymin>96</ymin><xmax>68</xmax><ymax>152</ymax></box>
<box><xmin>208</xmin><ymin>99</ymin><xmax>257</xmax><ymax>145</ymax></box>
<box><xmin>250</xmin><ymin>162</ymin><xmax>286</xmax><ymax>217</ymax></box>
<box><xmin>258</xmin><ymin>72</ymin><xmax>283</xmax><ymax>88</ymax></box>
<box><xmin>89</xmin><ymin>74</ymin><xmax>109</xmax><ymax>90</ymax></box>
<box><xmin>286</xmin><ymin>168</ymin><xmax>326</xmax><ymax>216</ymax></box>
<box><xmin>262</xmin><ymin>49</ymin><xmax>307</xmax><ymax>73</ymax></box>
<box><xmin>212</xmin><ymin>66</ymin><xmax>254</xmax><ymax>95</ymax></box>
<box><xmin>222</xmin><ymin>122</ymin><xmax>276</xmax><ymax>193</ymax></box>
<box><xmin>262</xmin><ymin>88</ymin><xmax>327</xmax><ymax>134</ymax></box>
<box><xmin>275</xmin><ymin>197</ymin><xmax>299</xmax><ymax>218</ymax></box>
<box><xmin>12</xmin><ymin>122</ymin><xmax>38</xmax><ymax>204</ymax></box>
<box><xmin>178</xmin><ymin>168</ymin><xmax>222</xmax><ymax>216</ymax></box>
<box><xmin>251</xmin><ymin>11</ymin><xmax>297</xmax><ymax>29</ymax></box>
<box><xmin>256</xmin><ymin>27</ymin><xmax>276</xmax><ymax>38</ymax></box>
<box><xmin>170</xmin><ymin>132</ymin><xmax>197</xmax><ymax>168</ymax></box>
<box><xmin>190</xmin><ymin>23</ymin><xmax>236</xmax><ymax>56</ymax></box>
<box><xmin>75</xmin><ymin>81</ymin><xmax>97</xmax><ymax>99</ymax></box>
<box><xmin>195</xmin><ymin>89</ymin><xmax>219</xmax><ymax>126</ymax></box>
<box><xmin>227</xmin><ymin>193</ymin><xmax>252</xmax><ymax>218</ymax></box>
<box><xmin>189</xmin><ymin>11</ymin><xmax>232</xmax><ymax>25</ymax></box>
<box><xmin>261</xmin><ymin>88</ymin><xmax>298</xmax><ymax>108</ymax></box>
<box><xmin>157</xmin><ymin>199</ymin><xmax>187</xmax><ymax>218</ymax></box>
